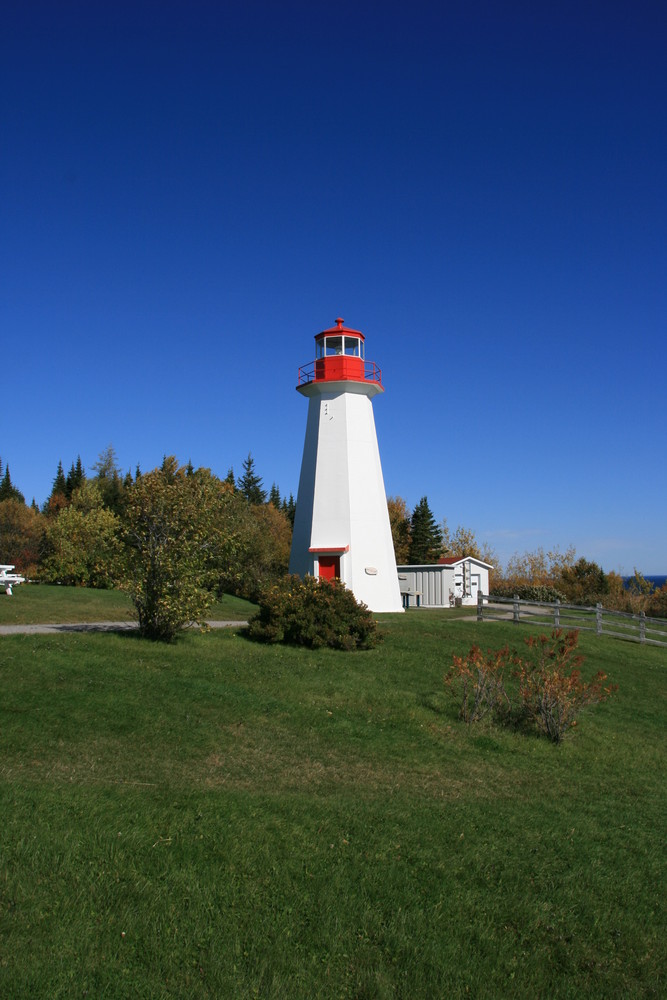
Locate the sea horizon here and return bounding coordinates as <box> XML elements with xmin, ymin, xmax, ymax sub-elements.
<box><xmin>622</xmin><ymin>574</ymin><xmax>666</xmax><ymax>590</ymax></box>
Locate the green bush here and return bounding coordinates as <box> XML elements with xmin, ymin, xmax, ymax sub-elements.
<box><xmin>492</xmin><ymin>582</ymin><xmax>567</xmax><ymax>603</ymax></box>
<box><xmin>247</xmin><ymin>574</ymin><xmax>381</xmax><ymax>650</ymax></box>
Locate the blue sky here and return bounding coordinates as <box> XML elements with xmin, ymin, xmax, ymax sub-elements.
<box><xmin>2</xmin><ymin>0</ymin><xmax>666</xmax><ymax>573</ymax></box>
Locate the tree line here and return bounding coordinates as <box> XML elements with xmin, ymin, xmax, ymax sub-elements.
<box><xmin>388</xmin><ymin>494</ymin><xmax>666</xmax><ymax>617</ymax></box>
<box><xmin>0</xmin><ymin>449</ymin><xmax>293</xmax><ymax>600</ymax></box>
<box><xmin>1</xmin><ymin>452</ymin><xmax>665</xmax><ymax>629</ymax></box>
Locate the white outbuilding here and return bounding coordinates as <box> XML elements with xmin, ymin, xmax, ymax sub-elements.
<box><xmin>396</xmin><ymin>556</ymin><xmax>493</xmax><ymax>609</ymax></box>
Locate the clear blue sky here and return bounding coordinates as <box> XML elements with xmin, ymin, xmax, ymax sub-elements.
<box><xmin>3</xmin><ymin>0</ymin><xmax>666</xmax><ymax>573</ymax></box>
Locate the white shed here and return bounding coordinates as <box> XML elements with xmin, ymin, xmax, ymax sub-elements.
<box><xmin>396</xmin><ymin>557</ymin><xmax>493</xmax><ymax>609</ymax></box>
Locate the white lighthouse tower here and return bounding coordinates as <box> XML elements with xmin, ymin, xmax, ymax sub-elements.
<box><xmin>289</xmin><ymin>318</ymin><xmax>403</xmax><ymax>613</ymax></box>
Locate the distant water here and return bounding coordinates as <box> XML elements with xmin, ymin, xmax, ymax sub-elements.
<box><xmin>622</xmin><ymin>575</ymin><xmax>666</xmax><ymax>590</ymax></box>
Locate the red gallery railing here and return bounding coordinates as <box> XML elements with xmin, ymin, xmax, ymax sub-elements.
<box><xmin>297</xmin><ymin>359</ymin><xmax>383</xmax><ymax>387</ymax></box>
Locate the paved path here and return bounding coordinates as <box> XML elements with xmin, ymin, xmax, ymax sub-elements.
<box><xmin>0</xmin><ymin>620</ymin><xmax>248</xmax><ymax>636</ymax></box>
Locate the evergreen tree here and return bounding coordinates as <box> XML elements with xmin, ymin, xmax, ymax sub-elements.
<box><xmin>281</xmin><ymin>492</ymin><xmax>296</xmax><ymax>527</ymax></box>
<box><xmin>44</xmin><ymin>460</ymin><xmax>68</xmax><ymax>514</ymax></box>
<box><xmin>52</xmin><ymin>460</ymin><xmax>67</xmax><ymax>497</ymax></box>
<box><xmin>224</xmin><ymin>467</ymin><xmax>235</xmax><ymax>490</ymax></box>
<box><xmin>408</xmin><ymin>496</ymin><xmax>443</xmax><ymax>564</ymax></box>
<box><xmin>238</xmin><ymin>453</ymin><xmax>266</xmax><ymax>505</ymax></box>
<box><xmin>0</xmin><ymin>464</ymin><xmax>25</xmax><ymax>504</ymax></box>
<box><xmin>268</xmin><ymin>483</ymin><xmax>281</xmax><ymax>507</ymax></box>
<box><xmin>65</xmin><ymin>455</ymin><xmax>85</xmax><ymax>499</ymax></box>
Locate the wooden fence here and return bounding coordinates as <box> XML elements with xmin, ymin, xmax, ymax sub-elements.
<box><xmin>477</xmin><ymin>593</ymin><xmax>667</xmax><ymax>648</ymax></box>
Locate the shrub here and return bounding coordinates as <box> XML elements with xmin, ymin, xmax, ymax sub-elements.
<box><xmin>444</xmin><ymin>644</ymin><xmax>512</xmax><ymax>724</ymax></box>
<box><xmin>515</xmin><ymin>629</ymin><xmax>617</xmax><ymax>743</ymax></box>
<box><xmin>445</xmin><ymin>629</ymin><xmax>617</xmax><ymax>743</ymax></box>
<box><xmin>247</xmin><ymin>574</ymin><xmax>380</xmax><ymax>650</ymax></box>
<box><xmin>491</xmin><ymin>582</ymin><xmax>567</xmax><ymax>603</ymax></box>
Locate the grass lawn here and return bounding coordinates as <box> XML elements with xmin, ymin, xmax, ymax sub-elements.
<box><xmin>0</xmin><ymin>612</ymin><xmax>665</xmax><ymax>998</ymax></box>
<box><xmin>0</xmin><ymin>583</ymin><xmax>256</xmax><ymax>625</ymax></box>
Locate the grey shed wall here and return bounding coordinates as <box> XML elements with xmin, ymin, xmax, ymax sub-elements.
<box><xmin>396</xmin><ymin>566</ymin><xmax>451</xmax><ymax>607</ymax></box>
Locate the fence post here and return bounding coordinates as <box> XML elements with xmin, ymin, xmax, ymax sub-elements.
<box><xmin>477</xmin><ymin>590</ymin><xmax>484</xmax><ymax>622</ymax></box>
<box><xmin>513</xmin><ymin>594</ymin><xmax>520</xmax><ymax>624</ymax></box>
<box><xmin>554</xmin><ymin>599</ymin><xmax>560</xmax><ymax>628</ymax></box>
<box><xmin>596</xmin><ymin>603</ymin><xmax>603</xmax><ymax>636</ymax></box>
<box><xmin>640</xmin><ymin>611</ymin><xmax>646</xmax><ymax>644</ymax></box>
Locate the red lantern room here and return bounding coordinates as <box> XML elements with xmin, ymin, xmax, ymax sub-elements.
<box><xmin>297</xmin><ymin>318</ymin><xmax>382</xmax><ymax>389</ymax></box>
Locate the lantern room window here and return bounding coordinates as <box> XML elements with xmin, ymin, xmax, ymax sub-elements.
<box><xmin>344</xmin><ymin>337</ymin><xmax>363</xmax><ymax>357</ymax></box>
<box><xmin>326</xmin><ymin>337</ymin><xmax>343</xmax><ymax>356</ymax></box>
<box><xmin>315</xmin><ymin>333</ymin><xmax>364</xmax><ymax>360</ymax></box>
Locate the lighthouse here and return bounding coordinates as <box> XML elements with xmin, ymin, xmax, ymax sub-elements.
<box><xmin>288</xmin><ymin>318</ymin><xmax>403</xmax><ymax>613</ymax></box>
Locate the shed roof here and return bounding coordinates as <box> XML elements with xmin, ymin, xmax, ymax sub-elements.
<box><xmin>397</xmin><ymin>556</ymin><xmax>494</xmax><ymax>570</ymax></box>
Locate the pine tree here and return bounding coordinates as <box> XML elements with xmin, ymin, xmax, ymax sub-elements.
<box><xmin>224</xmin><ymin>467</ymin><xmax>235</xmax><ymax>490</ymax></box>
<box><xmin>408</xmin><ymin>496</ymin><xmax>443</xmax><ymax>564</ymax></box>
<box><xmin>238</xmin><ymin>453</ymin><xmax>266</xmax><ymax>505</ymax></box>
<box><xmin>268</xmin><ymin>483</ymin><xmax>281</xmax><ymax>507</ymax></box>
<box><xmin>44</xmin><ymin>460</ymin><xmax>68</xmax><ymax>514</ymax></box>
<box><xmin>0</xmin><ymin>464</ymin><xmax>25</xmax><ymax>504</ymax></box>
<box><xmin>281</xmin><ymin>492</ymin><xmax>296</xmax><ymax>527</ymax></box>
<box><xmin>65</xmin><ymin>455</ymin><xmax>85</xmax><ymax>499</ymax></box>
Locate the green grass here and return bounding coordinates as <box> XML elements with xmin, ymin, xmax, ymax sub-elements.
<box><xmin>0</xmin><ymin>613</ymin><xmax>665</xmax><ymax>998</ymax></box>
<box><xmin>0</xmin><ymin>583</ymin><xmax>256</xmax><ymax>624</ymax></box>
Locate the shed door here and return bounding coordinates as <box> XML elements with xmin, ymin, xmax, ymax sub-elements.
<box><xmin>318</xmin><ymin>556</ymin><xmax>340</xmax><ymax>581</ymax></box>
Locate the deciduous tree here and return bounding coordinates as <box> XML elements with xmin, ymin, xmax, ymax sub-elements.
<box><xmin>503</xmin><ymin>545</ymin><xmax>576</xmax><ymax>588</ymax></box>
<box><xmin>444</xmin><ymin>522</ymin><xmax>499</xmax><ymax>568</ymax></box>
<box><xmin>387</xmin><ymin>496</ymin><xmax>411</xmax><ymax>564</ymax></box>
<box><xmin>92</xmin><ymin>444</ymin><xmax>124</xmax><ymax>513</ymax></box>
<box><xmin>121</xmin><ymin>461</ymin><xmax>236</xmax><ymax>640</ymax></box>
<box><xmin>0</xmin><ymin>498</ymin><xmax>43</xmax><ymax>575</ymax></box>
<box><xmin>558</xmin><ymin>557</ymin><xmax>609</xmax><ymax>604</ymax></box>
<box><xmin>41</xmin><ymin>483</ymin><xmax>121</xmax><ymax>587</ymax></box>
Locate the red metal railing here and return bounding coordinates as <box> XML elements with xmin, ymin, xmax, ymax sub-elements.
<box><xmin>297</xmin><ymin>359</ymin><xmax>383</xmax><ymax>387</ymax></box>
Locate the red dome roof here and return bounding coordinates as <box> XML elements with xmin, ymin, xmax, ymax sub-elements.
<box><xmin>315</xmin><ymin>317</ymin><xmax>365</xmax><ymax>340</ymax></box>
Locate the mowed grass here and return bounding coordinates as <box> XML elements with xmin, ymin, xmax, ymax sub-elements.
<box><xmin>0</xmin><ymin>583</ymin><xmax>256</xmax><ymax>625</ymax></box>
<box><xmin>0</xmin><ymin>611</ymin><xmax>665</xmax><ymax>998</ymax></box>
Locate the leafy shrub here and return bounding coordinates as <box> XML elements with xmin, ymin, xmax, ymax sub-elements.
<box><xmin>444</xmin><ymin>644</ymin><xmax>512</xmax><ymax>724</ymax></box>
<box><xmin>491</xmin><ymin>582</ymin><xmax>567</xmax><ymax>603</ymax></box>
<box><xmin>647</xmin><ymin>584</ymin><xmax>667</xmax><ymax>619</ymax></box>
<box><xmin>515</xmin><ymin>630</ymin><xmax>617</xmax><ymax>743</ymax></box>
<box><xmin>445</xmin><ymin>629</ymin><xmax>616</xmax><ymax>743</ymax></box>
<box><xmin>247</xmin><ymin>574</ymin><xmax>380</xmax><ymax>650</ymax></box>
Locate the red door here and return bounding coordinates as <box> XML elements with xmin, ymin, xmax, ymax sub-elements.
<box><xmin>318</xmin><ymin>556</ymin><xmax>340</xmax><ymax>581</ymax></box>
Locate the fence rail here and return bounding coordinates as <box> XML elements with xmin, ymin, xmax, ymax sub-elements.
<box><xmin>477</xmin><ymin>593</ymin><xmax>667</xmax><ymax>648</ymax></box>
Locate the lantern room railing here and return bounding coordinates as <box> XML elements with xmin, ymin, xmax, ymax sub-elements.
<box><xmin>297</xmin><ymin>359</ymin><xmax>383</xmax><ymax>387</ymax></box>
